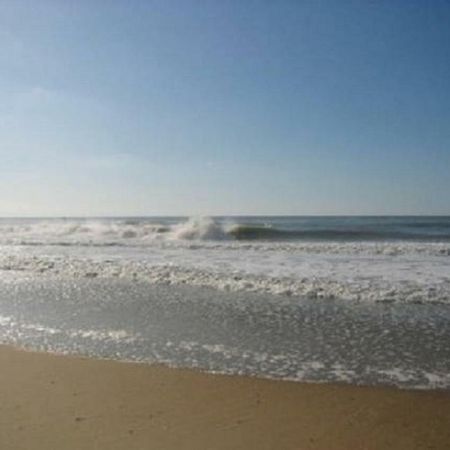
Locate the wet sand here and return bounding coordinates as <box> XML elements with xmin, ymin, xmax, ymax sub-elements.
<box><xmin>1</xmin><ymin>345</ymin><xmax>450</xmax><ymax>450</ymax></box>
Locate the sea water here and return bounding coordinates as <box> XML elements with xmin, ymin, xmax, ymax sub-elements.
<box><xmin>0</xmin><ymin>216</ymin><xmax>449</xmax><ymax>389</ymax></box>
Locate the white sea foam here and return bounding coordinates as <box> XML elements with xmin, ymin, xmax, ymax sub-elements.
<box><xmin>69</xmin><ymin>328</ymin><xmax>136</xmax><ymax>342</ymax></box>
<box><xmin>0</xmin><ymin>313</ymin><xmax>137</xmax><ymax>345</ymax></box>
<box><xmin>171</xmin><ymin>217</ymin><xmax>230</xmax><ymax>241</ymax></box>
<box><xmin>0</xmin><ymin>217</ymin><xmax>449</xmax><ymax>304</ymax></box>
<box><xmin>1</xmin><ymin>245</ymin><xmax>449</xmax><ymax>304</ymax></box>
<box><xmin>170</xmin><ymin>340</ymin><xmax>450</xmax><ymax>390</ymax></box>
<box><xmin>0</xmin><ymin>217</ymin><xmax>237</xmax><ymax>246</ymax></box>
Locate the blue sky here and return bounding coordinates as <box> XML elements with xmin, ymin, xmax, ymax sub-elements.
<box><xmin>1</xmin><ymin>0</ymin><xmax>449</xmax><ymax>216</ymax></box>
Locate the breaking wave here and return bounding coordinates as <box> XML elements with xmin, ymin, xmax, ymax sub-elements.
<box><xmin>1</xmin><ymin>216</ymin><xmax>450</xmax><ymax>247</ymax></box>
<box><xmin>172</xmin><ymin>217</ymin><xmax>229</xmax><ymax>240</ymax></box>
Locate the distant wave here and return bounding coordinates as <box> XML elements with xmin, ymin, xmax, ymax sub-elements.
<box><xmin>167</xmin><ymin>217</ymin><xmax>450</xmax><ymax>242</ymax></box>
<box><xmin>0</xmin><ymin>216</ymin><xmax>449</xmax><ymax>246</ymax></box>
<box><xmin>172</xmin><ymin>217</ymin><xmax>229</xmax><ymax>240</ymax></box>
<box><xmin>228</xmin><ymin>225</ymin><xmax>450</xmax><ymax>241</ymax></box>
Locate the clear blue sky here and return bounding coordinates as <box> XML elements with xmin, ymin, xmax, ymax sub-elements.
<box><xmin>1</xmin><ymin>0</ymin><xmax>449</xmax><ymax>216</ymax></box>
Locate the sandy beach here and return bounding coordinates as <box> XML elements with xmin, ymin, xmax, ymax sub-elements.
<box><xmin>0</xmin><ymin>346</ymin><xmax>449</xmax><ymax>450</ymax></box>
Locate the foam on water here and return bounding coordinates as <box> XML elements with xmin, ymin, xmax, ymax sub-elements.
<box><xmin>0</xmin><ymin>217</ymin><xmax>448</xmax><ymax>303</ymax></box>
<box><xmin>171</xmin><ymin>217</ymin><xmax>230</xmax><ymax>241</ymax></box>
<box><xmin>0</xmin><ymin>226</ymin><xmax>449</xmax><ymax>304</ymax></box>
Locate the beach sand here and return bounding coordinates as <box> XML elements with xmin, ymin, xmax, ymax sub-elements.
<box><xmin>1</xmin><ymin>346</ymin><xmax>450</xmax><ymax>450</ymax></box>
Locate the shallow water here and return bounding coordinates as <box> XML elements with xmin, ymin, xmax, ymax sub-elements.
<box><xmin>0</xmin><ymin>279</ymin><xmax>449</xmax><ymax>390</ymax></box>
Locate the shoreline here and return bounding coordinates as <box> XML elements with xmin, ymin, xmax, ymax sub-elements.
<box><xmin>1</xmin><ymin>345</ymin><xmax>450</xmax><ymax>449</ymax></box>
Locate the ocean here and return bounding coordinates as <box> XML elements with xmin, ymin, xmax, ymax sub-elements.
<box><xmin>0</xmin><ymin>216</ymin><xmax>449</xmax><ymax>389</ymax></box>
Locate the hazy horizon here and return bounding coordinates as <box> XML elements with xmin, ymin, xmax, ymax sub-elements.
<box><xmin>0</xmin><ymin>214</ymin><xmax>450</xmax><ymax>219</ymax></box>
<box><xmin>0</xmin><ymin>214</ymin><xmax>450</xmax><ymax>220</ymax></box>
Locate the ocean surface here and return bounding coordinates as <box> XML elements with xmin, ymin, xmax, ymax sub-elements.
<box><xmin>0</xmin><ymin>216</ymin><xmax>449</xmax><ymax>389</ymax></box>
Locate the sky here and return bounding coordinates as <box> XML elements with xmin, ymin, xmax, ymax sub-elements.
<box><xmin>1</xmin><ymin>0</ymin><xmax>449</xmax><ymax>216</ymax></box>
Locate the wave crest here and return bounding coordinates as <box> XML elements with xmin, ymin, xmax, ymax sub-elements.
<box><xmin>172</xmin><ymin>217</ymin><xmax>229</xmax><ymax>240</ymax></box>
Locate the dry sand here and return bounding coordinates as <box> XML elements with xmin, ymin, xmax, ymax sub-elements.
<box><xmin>1</xmin><ymin>345</ymin><xmax>450</xmax><ymax>450</ymax></box>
